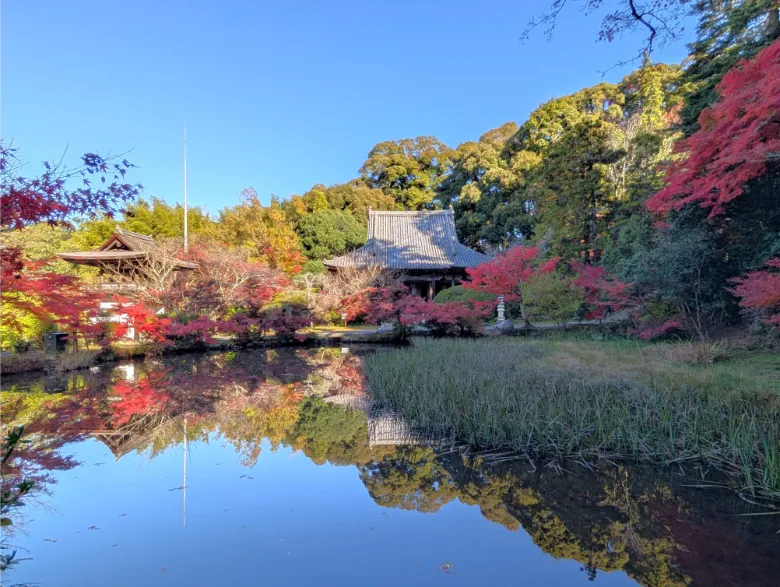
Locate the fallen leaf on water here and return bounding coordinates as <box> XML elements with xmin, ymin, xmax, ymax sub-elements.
<box><xmin>112</xmin><ymin>544</ymin><xmax>118</xmax><ymax>547</ymax></box>
<box><xmin>438</xmin><ymin>562</ymin><xmax>455</xmax><ymax>574</ymax></box>
<box><xmin>168</xmin><ymin>486</ymin><xmax>187</xmax><ymax>492</ymax></box>
<box><xmin>93</xmin><ymin>462</ymin><xmax>105</xmax><ymax>467</ymax></box>
<box><xmin>118</xmin><ymin>513</ymin><xmax>127</xmax><ymax>517</ymax></box>
<box><xmin>239</xmin><ymin>474</ymin><xmax>247</xmax><ymax>479</ymax></box>
<box><xmin>87</xmin><ymin>526</ymin><xmax>99</xmax><ymax>531</ymax></box>
<box><xmin>43</xmin><ymin>538</ymin><xmax>57</xmax><ymax>543</ymax></box>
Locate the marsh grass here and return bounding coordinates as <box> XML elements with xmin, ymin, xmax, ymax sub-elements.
<box><xmin>364</xmin><ymin>337</ymin><xmax>780</xmax><ymax>498</ymax></box>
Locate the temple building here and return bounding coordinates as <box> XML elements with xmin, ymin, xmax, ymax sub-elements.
<box><xmin>59</xmin><ymin>227</ymin><xmax>197</xmax><ymax>339</ymax></box>
<box><xmin>59</xmin><ymin>226</ymin><xmax>197</xmax><ymax>293</ymax></box>
<box><xmin>324</xmin><ymin>209</ymin><xmax>490</xmax><ymax>299</ymax></box>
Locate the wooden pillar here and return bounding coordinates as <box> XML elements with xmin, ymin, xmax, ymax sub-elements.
<box><xmin>427</xmin><ymin>279</ymin><xmax>434</xmax><ymax>301</ymax></box>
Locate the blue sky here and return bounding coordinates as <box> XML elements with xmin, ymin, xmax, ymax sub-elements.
<box><xmin>3</xmin><ymin>1</ymin><xmax>695</xmax><ymax>215</ymax></box>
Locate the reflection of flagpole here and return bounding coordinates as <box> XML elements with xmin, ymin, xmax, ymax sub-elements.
<box><xmin>183</xmin><ymin>123</ymin><xmax>189</xmax><ymax>253</ymax></box>
<box><xmin>183</xmin><ymin>415</ymin><xmax>187</xmax><ymax>530</ymax></box>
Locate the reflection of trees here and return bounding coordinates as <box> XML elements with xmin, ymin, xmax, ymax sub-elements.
<box><xmin>358</xmin><ymin>447</ymin><xmax>779</xmax><ymax>587</ymax></box>
<box><xmin>286</xmin><ymin>398</ymin><xmax>393</xmax><ymax>466</ymax></box>
<box><xmin>3</xmin><ymin>348</ymin><xmax>778</xmax><ymax>586</ymax></box>
<box><xmin>360</xmin><ymin>446</ymin><xmax>459</xmax><ymax>513</ymax></box>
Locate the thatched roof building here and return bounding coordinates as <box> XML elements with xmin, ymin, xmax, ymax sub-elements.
<box><xmin>324</xmin><ymin>209</ymin><xmax>490</xmax><ymax>299</ymax></box>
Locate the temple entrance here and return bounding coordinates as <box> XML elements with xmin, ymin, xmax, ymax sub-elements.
<box><xmin>405</xmin><ymin>277</ymin><xmax>458</xmax><ymax>301</ymax></box>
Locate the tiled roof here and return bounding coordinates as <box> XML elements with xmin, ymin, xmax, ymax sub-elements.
<box><xmin>59</xmin><ymin>227</ymin><xmax>198</xmax><ymax>269</ymax></box>
<box><xmin>100</xmin><ymin>227</ymin><xmax>157</xmax><ymax>253</ymax></box>
<box><xmin>324</xmin><ymin>210</ymin><xmax>491</xmax><ymax>270</ymax></box>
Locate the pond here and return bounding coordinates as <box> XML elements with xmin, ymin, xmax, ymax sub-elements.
<box><xmin>2</xmin><ymin>347</ymin><xmax>779</xmax><ymax>586</ymax></box>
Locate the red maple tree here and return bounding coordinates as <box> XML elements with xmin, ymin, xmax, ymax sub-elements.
<box><xmin>1</xmin><ymin>144</ymin><xmax>141</xmax><ymax>346</ymax></box>
<box><xmin>464</xmin><ymin>246</ymin><xmax>559</xmax><ymax>325</ymax></box>
<box><xmin>731</xmin><ymin>258</ymin><xmax>780</xmax><ymax>327</ymax></box>
<box><xmin>573</xmin><ymin>264</ymin><xmax>637</xmax><ymax>321</ymax></box>
<box><xmin>647</xmin><ymin>40</ymin><xmax>780</xmax><ymax>217</ymax></box>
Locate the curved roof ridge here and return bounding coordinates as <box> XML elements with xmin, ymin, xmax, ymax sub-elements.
<box><xmin>115</xmin><ymin>226</ymin><xmax>155</xmax><ymax>241</ymax></box>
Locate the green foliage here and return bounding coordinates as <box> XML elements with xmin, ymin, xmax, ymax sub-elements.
<box><xmin>0</xmin><ymin>304</ymin><xmax>55</xmax><ymax>351</ymax></box>
<box><xmin>69</xmin><ymin>196</ymin><xmax>214</xmax><ymax>247</ymax></box>
<box><xmin>437</xmin><ymin>123</ymin><xmax>535</xmax><ymax>248</ymax></box>
<box><xmin>523</xmin><ymin>273</ymin><xmax>585</xmax><ymax>324</ymax></box>
<box><xmin>287</xmin><ymin>181</ymin><xmax>398</xmax><ymax>225</ymax></box>
<box><xmin>296</xmin><ymin>209</ymin><xmax>366</xmax><ymax>260</ymax></box>
<box><xmin>535</xmin><ymin>119</ymin><xmax>625</xmax><ymax>263</ymax></box>
<box><xmin>265</xmin><ymin>289</ymin><xmax>308</xmax><ymax>309</ymax></box>
<box><xmin>604</xmin><ymin>208</ymin><xmax>730</xmax><ymax>337</ymax></box>
<box><xmin>1</xmin><ymin>224</ymin><xmax>77</xmax><ymax>274</ymax></box>
<box><xmin>289</xmin><ymin>398</ymin><xmax>368</xmax><ymax>464</ymax></box>
<box><xmin>433</xmin><ymin>285</ymin><xmax>496</xmax><ymax>305</ymax></box>
<box><xmin>361</xmin><ymin>136</ymin><xmax>452</xmax><ymax>209</ymax></box>
<box><xmin>11</xmin><ymin>340</ymin><xmax>33</xmax><ymax>354</ymax></box>
<box><xmin>301</xmin><ymin>260</ymin><xmax>327</xmax><ymax>274</ymax></box>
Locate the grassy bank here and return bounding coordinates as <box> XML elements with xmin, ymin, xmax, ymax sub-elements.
<box><xmin>364</xmin><ymin>336</ymin><xmax>780</xmax><ymax>498</ymax></box>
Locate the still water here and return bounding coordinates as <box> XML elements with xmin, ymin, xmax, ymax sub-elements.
<box><xmin>2</xmin><ymin>347</ymin><xmax>778</xmax><ymax>586</ymax></box>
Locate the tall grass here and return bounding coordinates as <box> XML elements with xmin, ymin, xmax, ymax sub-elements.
<box><xmin>364</xmin><ymin>338</ymin><xmax>780</xmax><ymax>497</ymax></box>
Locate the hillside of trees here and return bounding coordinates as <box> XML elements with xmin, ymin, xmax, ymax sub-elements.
<box><xmin>2</xmin><ymin>1</ymin><xmax>779</xmax><ymax>346</ymax></box>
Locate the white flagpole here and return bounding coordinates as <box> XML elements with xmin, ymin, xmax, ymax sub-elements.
<box><xmin>183</xmin><ymin>123</ymin><xmax>189</xmax><ymax>253</ymax></box>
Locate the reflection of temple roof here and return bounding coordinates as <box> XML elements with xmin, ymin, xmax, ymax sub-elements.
<box><xmin>367</xmin><ymin>409</ymin><xmax>451</xmax><ymax>447</ymax></box>
<box><xmin>324</xmin><ymin>210</ymin><xmax>490</xmax><ymax>271</ymax></box>
<box><xmin>59</xmin><ymin>227</ymin><xmax>197</xmax><ymax>269</ymax></box>
<box><xmin>324</xmin><ymin>394</ymin><xmax>452</xmax><ymax>447</ymax></box>
<box><xmin>91</xmin><ymin>411</ymin><xmax>165</xmax><ymax>460</ymax></box>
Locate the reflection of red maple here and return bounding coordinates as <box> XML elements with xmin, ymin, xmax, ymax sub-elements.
<box><xmin>111</xmin><ymin>379</ymin><xmax>171</xmax><ymax>426</ymax></box>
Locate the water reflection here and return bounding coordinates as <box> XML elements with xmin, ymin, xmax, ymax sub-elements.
<box><xmin>1</xmin><ymin>348</ymin><xmax>778</xmax><ymax>586</ymax></box>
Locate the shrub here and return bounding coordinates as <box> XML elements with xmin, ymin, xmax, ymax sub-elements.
<box><xmin>11</xmin><ymin>340</ymin><xmax>33</xmax><ymax>354</ymax></box>
<box><xmin>433</xmin><ymin>285</ymin><xmax>495</xmax><ymax>306</ymax></box>
<box><xmin>523</xmin><ymin>272</ymin><xmax>585</xmax><ymax>324</ymax></box>
<box><xmin>301</xmin><ymin>260</ymin><xmax>327</xmax><ymax>274</ymax></box>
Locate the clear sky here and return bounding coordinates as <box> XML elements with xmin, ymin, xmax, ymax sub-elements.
<box><xmin>2</xmin><ymin>1</ymin><xmax>695</xmax><ymax>215</ymax></box>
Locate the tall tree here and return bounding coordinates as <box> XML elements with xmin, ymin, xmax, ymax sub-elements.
<box><xmin>437</xmin><ymin>123</ymin><xmax>536</xmax><ymax>249</ymax></box>
<box><xmin>66</xmin><ymin>196</ymin><xmax>215</xmax><ymax>253</ymax></box>
<box><xmin>296</xmin><ymin>209</ymin><xmax>366</xmax><ymax>260</ymax></box>
<box><xmin>360</xmin><ymin>136</ymin><xmax>452</xmax><ymax>209</ymax></box>
<box><xmin>536</xmin><ymin>120</ymin><xmax>625</xmax><ymax>263</ymax></box>
<box><xmin>213</xmin><ymin>189</ymin><xmax>306</xmax><ymax>274</ymax></box>
<box><xmin>285</xmin><ymin>181</ymin><xmax>396</xmax><ymax>225</ymax></box>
